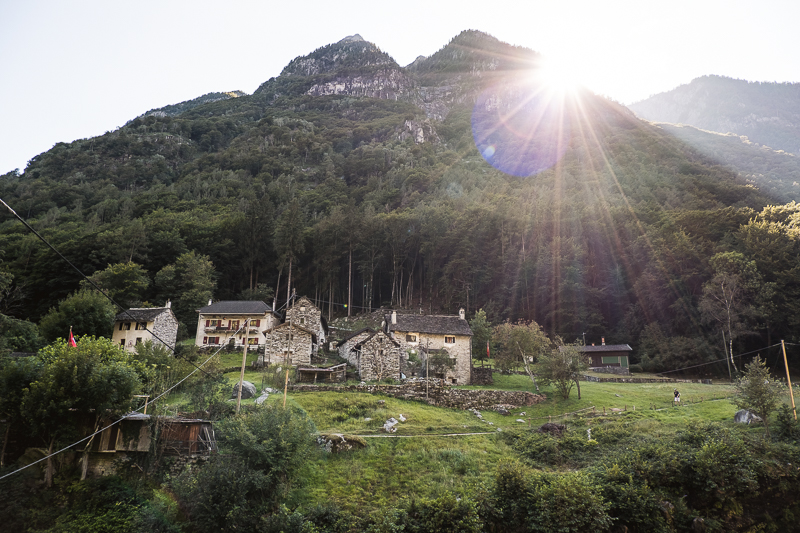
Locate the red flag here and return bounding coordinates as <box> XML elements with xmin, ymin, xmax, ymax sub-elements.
<box><xmin>487</xmin><ymin>340</ymin><xmax>490</xmax><ymax>359</ymax></box>
<box><xmin>69</xmin><ymin>327</ymin><xmax>77</xmax><ymax>347</ymax></box>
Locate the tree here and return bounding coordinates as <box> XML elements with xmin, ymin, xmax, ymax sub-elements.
<box><xmin>0</xmin><ymin>313</ymin><xmax>43</xmax><ymax>355</ymax></box>
<box><xmin>734</xmin><ymin>355</ymin><xmax>782</xmax><ymax>437</ymax></box>
<box><xmin>38</xmin><ymin>289</ymin><xmax>117</xmax><ymax>342</ymax></box>
<box><xmin>21</xmin><ymin>337</ymin><xmax>143</xmax><ymax>485</ymax></box>
<box><xmin>699</xmin><ymin>252</ymin><xmax>763</xmax><ymax>374</ymax></box>
<box><xmin>470</xmin><ymin>309</ymin><xmax>492</xmax><ymax>367</ymax></box>
<box><xmin>83</xmin><ymin>261</ymin><xmax>150</xmax><ymax>309</ymax></box>
<box><xmin>155</xmin><ymin>251</ymin><xmax>216</xmax><ymax>334</ymax></box>
<box><xmin>537</xmin><ymin>343</ymin><xmax>590</xmax><ymax>399</ymax></box>
<box><xmin>273</xmin><ymin>199</ymin><xmax>306</xmax><ymax>307</ymax></box>
<box><xmin>493</xmin><ymin>320</ymin><xmax>550</xmax><ymax>391</ymax></box>
<box><xmin>0</xmin><ymin>356</ymin><xmax>42</xmax><ymax>466</ymax></box>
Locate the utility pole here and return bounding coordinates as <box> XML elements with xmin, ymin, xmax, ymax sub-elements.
<box><xmin>782</xmin><ymin>340</ymin><xmax>797</xmax><ymax>420</ymax></box>
<box><xmin>236</xmin><ymin>319</ymin><xmax>250</xmax><ymax>414</ymax></box>
<box><xmin>283</xmin><ymin>290</ymin><xmax>295</xmax><ymax>408</ymax></box>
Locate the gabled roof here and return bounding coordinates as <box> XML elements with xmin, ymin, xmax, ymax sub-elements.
<box><xmin>336</xmin><ymin>327</ymin><xmax>376</xmax><ymax>347</ymax></box>
<box><xmin>114</xmin><ymin>307</ymin><xmax>174</xmax><ymax>322</ymax></box>
<box><xmin>386</xmin><ymin>313</ymin><xmax>473</xmax><ymax>336</ymax></box>
<box><xmin>354</xmin><ymin>331</ymin><xmax>401</xmax><ymax>350</ymax></box>
<box><xmin>566</xmin><ymin>344</ymin><xmax>632</xmax><ymax>353</ymax></box>
<box><xmin>197</xmin><ymin>300</ymin><xmax>277</xmax><ymax>315</ymax></box>
<box><xmin>263</xmin><ymin>321</ymin><xmax>318</xmax><ymax>341</ymax></box>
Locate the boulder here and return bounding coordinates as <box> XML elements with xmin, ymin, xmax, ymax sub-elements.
<box><xmin>231</xmin><ymin>381</ymin><xmax>257</xmax><ymax>399</ymax></box>
<box><xmin>537</xmin><ymin>423</ymin><xmax>566</xmax><ymax>436</ymax></box>
<box><xmin>734</xmin><ymin>409</ymin><xmax>762</xmax><ymax>424</ymax></box>
<box><xmin>317</xmin><ymin>433</ymin><xmax>367</xmax><ymax>453</ymax></box>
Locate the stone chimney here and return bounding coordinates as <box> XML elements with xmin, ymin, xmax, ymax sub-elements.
<box><xmin>391</xmin><ymin>310</ymin><xmax>397</xmax><ymax>324</ymax></box>
<box><xmin>165</xmin><ymin>300</ymin><xmax>171</xmax><ymax>308</ymax></box>
<box><xmin>459</xmin><ymin>308</ymin><xmax>465</xmax><ymax>320</ymax></box>
<box><xmin>208</xmin><ymin>299</ymin><xmax>213</xmax><ymax>306</ymax></box>
<box><xmin>602</xmin><ymin>337</ymin><xmax>606</xmax><ymax>346</ymax></box>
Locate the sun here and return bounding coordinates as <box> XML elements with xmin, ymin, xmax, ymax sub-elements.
<box><xmin>533</xmin><ymin>55</ymin><xmax>582</xmax><ymax>95</ymax></box>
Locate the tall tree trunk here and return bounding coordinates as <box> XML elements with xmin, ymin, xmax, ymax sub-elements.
<box><xmin>348</xmin><ymin>246</ymin><xmax>352</xmax><ymax>317</ymax></box>
<box><xmin>286</xmin><ymin>256</ymin><xmax>293</xmax><ymax>309</ymax></box>
<box><xmin>273</xmin><ymin>266</ymin><xmax>282</xmax><ymax>311</ymax></box>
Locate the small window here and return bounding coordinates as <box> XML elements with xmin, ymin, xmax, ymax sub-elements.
<box><xmin>119</xmin><ymin>323</ymin><xmax>123</xmax><ymax>331</ymax></box>
<box><xmin>135</xmin><ymin>337</ymin><xmax>142</xmax><ymax>345</ymax></box>
<box><xmin>248</xmin><ymin>338</ymin><xmax>259</xmax><ymax>345</ymax></box>
<box><xmin>406</xmin><ymin>334</ymin><xmax>417</xmax><ymax>342</ymax></box>
<box><xmin>300</xmin><ymin>317</ymin><xmax>305</xmax><ymax>325</ymax></box>
<box><xmin>124</xmin><ymin>323</ymin><xmax>131</xmax><ymax>330</ymax></box>
<box><xmin>252</xmin><ymin>319</ymin><xmax>260</xmax><ymax>327</ymax></box>
<box><xmin>120</xmin><ymin>339</ymin><xmax>125</xmax><ymax>346</ymax></box>
<box><xmin>203</xmin><ymin>336</ymin><xmax>208</xmax><ymax>344</ymax></box>
<box><xmin>445</xmin><ymin>336</ymin><xmax>455</xmax><ymax>344</ymax></box>
<box><xmin>136</xmin><ymin>322</ymin><xmax>147</xmax><ymax>330</ymax></box>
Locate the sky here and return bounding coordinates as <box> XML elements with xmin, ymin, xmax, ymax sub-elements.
<box><xmin>1</xmin><ymin>0</ymin><xmax>798</xmax><ymax>175</ymax></box>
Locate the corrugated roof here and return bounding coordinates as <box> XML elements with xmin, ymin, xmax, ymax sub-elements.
<box><xmin>386</xmin><ymin>313</ymin><xmax>473</xmax><ymax>336</ymax></box>
<box><xmin>197</xmin><ymin>300</ymin><xmax>273</xmax><ymax>314</ymax></box>
<box><xmin>114</xmin><ymin>307</ymin><xmax>172</xmax><ymax>322</ymax></box>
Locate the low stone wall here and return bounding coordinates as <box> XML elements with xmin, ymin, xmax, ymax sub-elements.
<box><xmin>590</xmin><ymin>366</ymin><xmax>630</xmax><ymax>376</ymax></box>
<box><xmin>582</xmin><ymin>374</ymin><xmax>713</xmax><ymax>384</ymax></box>
<box><xmin>471</xmin><ymin>366</ymin><xmax>494</xmax><ymax>385</ymax></box>
<box><xmin>288</xmin><ymin>380</ymin><xmax>544</xmax><ymax>410</ymax></box>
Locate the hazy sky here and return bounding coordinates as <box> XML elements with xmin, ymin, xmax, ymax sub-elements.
<box><xmin>1</xmin><ymin>0</ymin><xmax>798</xmax><ymax>175</ymax></box>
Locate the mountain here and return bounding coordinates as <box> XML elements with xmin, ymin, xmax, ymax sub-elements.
<box><xmin>140</xmin><ymin>90</ymin><xmax>247</xmax><ymax>119</ymax></box>
<box><xmin>628</xmin><ymin>75</ymin><xmax>800</xmax><ymax>155</ymax></box>
<box><xmin>2</xmin><ymin>31</ymin><xmax>799</xmax><ymax>370</ymax></box>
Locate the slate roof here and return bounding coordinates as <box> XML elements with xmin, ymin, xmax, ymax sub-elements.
<box><xmin>262</xmin><ymin>322</ymin><xmax>318</xmax><ymax>342</ymax></box>
<box><xmin>385</xmin><ymin>313</ymin><xmax>473</xmax><ymax>336</ymax></box>
<box><xmin>336</xmin><ymin>327</ymin><xmax>376</xmax><ymax>347</ymax></box>
<box><xmin>354</xmin><ymin>331</ymin><xmax>401</xmax><ymax>349</ymax></box>
<box><xmin>114</xmin><ymin>307</ymin><xmax>172</xmax><ymax>322</ymax></box>
<box><xmin>572</xmin><ymin>344</ymin><xmax>632</xmax><ymax>353</ymax></box>
<box><xmin>197</xmin><ymin>300</ymin><xmax>275</xmax><ymax>315</ymax></box>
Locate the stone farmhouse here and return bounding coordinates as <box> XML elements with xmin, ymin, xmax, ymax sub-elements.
<box><xmin>384</xmin><ymin>309</ymin><xmax>473</xmax><ymax>385</ymax></box>
<box><xmin>113</xmin><ymin>303</ymin><xmax>178</xmax><ymax>352</ymax></box>
<box><xmin>194</xmin><ymin>300</ymin><xmax>281</xmax><ymax>349</ymax></box>
<box><xmin>336</xmin><ymin>327</ymin><xmax>377</xmax><ymax>361</ymax></box>
<box><xmin>259</xmin><ymin>322</ymin><xmax>317</xmax><ymax>367</ymax></box>
<box><xmin>337</xmin><ymin>329</ymin><xmax>404</xmax><ymax>381</ymax></box>
<box><xmin>285</xmin><ymin>295</ymin><xmax>327</xmax><ymax>349</ymax></box>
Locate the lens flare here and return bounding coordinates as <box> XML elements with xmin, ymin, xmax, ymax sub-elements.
<box><xmin>472</xmin><ymin>78</ymin><xmax>572</xmax><ymax>177</ymax></box>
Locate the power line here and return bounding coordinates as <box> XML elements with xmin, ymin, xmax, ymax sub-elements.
<box><xmin>656</xmin><ymin>342</ymin><xmax>784</xmax><ymax>375</ymax></box>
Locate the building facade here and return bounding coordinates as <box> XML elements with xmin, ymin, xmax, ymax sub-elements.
<box><xmin>285</xmin><ymin>296</ymin><xmax>327</xmax><ymax>349</ymax></box>
<box><xmin>194</xmin><ymin>300</ymin><xmax>281</xmax><ymax>349</ymax></box>
<box><xmin>113</xmin><ymin>304</ymin><xmax>179</xmax><ymax>352</ymax></box>
<box><xmin>384</xmin><ymin>309</ymin><xmax>473</xmax><ymax>385</ymax></box>
<box><xmin>259</xmin><ymin>322</ymin><xmax>316</xmax><ymax>367</ymax></box>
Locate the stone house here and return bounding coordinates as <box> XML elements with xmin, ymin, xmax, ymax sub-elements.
<box><xmin>384</xmin><ymin>309</ymin><xmax>473</xmax><ymax>385</ymax></box>
<box><xmin>285</xmin><ymin>296</ymin><xmax>327</xmax><ymax>350</ymax></box>
<box><xmin>194</xmin><ymin>300</ymin><xmax>281</xmax><ymax>349</ymax></box>
<box><xmin>259</xmin><ymin>322</ymin><xmax>316</xmax><ymax>367</ymax></box>
<box><xmin>336</xmin><ymin>327</ymin><xmax>377</xmax><ymax>364</ymax></box>
<box><xmin>352</xmin><ymin>331</ymin><xmax>404</xmax><ymax>381</ymax></box>
<box><xmin>113</xmin><ymin>303</ymin><xmax>178</xmax><ymax>352</ymax></box>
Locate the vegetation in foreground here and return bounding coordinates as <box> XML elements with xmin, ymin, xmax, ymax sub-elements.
<box><xmin>2</xmin><ymin>343</ymin><xmax>799</xmax><ymax>532</ymax></box>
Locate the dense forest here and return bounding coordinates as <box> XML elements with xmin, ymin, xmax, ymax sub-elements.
<box><xmin>2</xmin><ymin>31</ymin><xmax>800</xmax><ymax>373</ymax></box>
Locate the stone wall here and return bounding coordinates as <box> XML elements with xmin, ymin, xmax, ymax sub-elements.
<box><xmin>260</xmin><ymin>325</ymin><xmax>313</xmax><ymax>367</ymax></box>
<box><xmin>286</xmin><ymin>297</ymin><xmax>325</xmax><ymax>345</ymax></box>
<box><xmin>288</xmin><ymin>380</ymin><xmax>545</xmax><ymax>410</ymax></box>
<box><xmin>590</xmin><ymin>366</ymin><xmax>630</xmax><ymax>376</ymax></box>
<box><xmin>471</xmin><ymin>366</ymin><xmax>494</xmax><ymax>385</ymax></box>
<box><xmin>358</xmin><ymin>333</ymin><xmax>403</xmax><ymax>381</ymax></box>
<box><xmin>582</xmin><ymin>374</ymin><xmax>713</xmax><ymax>384</ymax></box>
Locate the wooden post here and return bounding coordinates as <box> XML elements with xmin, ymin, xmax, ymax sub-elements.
<box><xmin>782</xmin><ymin>340</ymin><xmax>797</xmax><ymax>420</ymax></box>
<box><xmin>237</xmin><ymin>320</ymin><xmax>249</xmax><ymax>414</ymax></box>
<box><xmin>284</xmin><ymin>291</ymin><xmax>295</xmax><ymax>408</ymax></box>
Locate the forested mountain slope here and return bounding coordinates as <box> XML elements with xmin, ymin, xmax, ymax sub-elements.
<box><xmin>629</xmin><ymin>75</ymin><xmax>800</xmax><ymax>155</ymax></box>
<box><xmin>2</xmin><ymin>31</ymin><xmax>799</xmax><ymax>371</ymax></box>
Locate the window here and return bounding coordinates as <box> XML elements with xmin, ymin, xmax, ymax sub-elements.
<box><xmin>406</xmin><ymin>334</ymin><xmax>417</xmax><ymax>342</ymax></box>
<box><xmin>300</xmin><ymin>317</ymin><xmax>305</xmax><ymax>325</ymax></box>
<box><xmin>203</xmin><ymin>336</ymin><xmax>208</xmax><ymax>344</ymax></box>
<box><xmin>445</xmin><ymin>336</ymin><xmax>455</xmax><ymax>344</ymax></box>
<box><xmin>252</xmin><ymin>319</ymin><xmax>260</xmax><ymax>327</ymax></box>
<box><xmin>230</xmin><ymin>320</ymin><xmax>240</xmax><ymax>330</ymax></box>
<box><xmin>119</xmin><ymin>323</ymin><xmax>123</xmax><ymax>331</ymax></box>
<box><xmin>123</xmin><ymin>323</ymin><xmax>131</xmax><ymax>330</ymax></box>
<box><xmin>135</xmin><ymin>337</ymin><xmax>142</xmax><ymax>345</ymax></box>
<box><xmin>248</xmin><ymin>337</ymin><xmax>259</xmax><ymax>345</ymax></box>
<box><xmin>120</xmin><ymin>339</ymin><xmax>125</xmax><ymax>346</ymax></box>
<box><xmin>136</xmin><ymin>322</ymin><xmax>147</xmax><ymax>330</ymax></box>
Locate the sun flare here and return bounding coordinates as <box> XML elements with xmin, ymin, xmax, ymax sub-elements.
<box><xmin>533</xmin><ymin>56</ymin><xmax>582</xmax><ymax>95</ymax></box>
